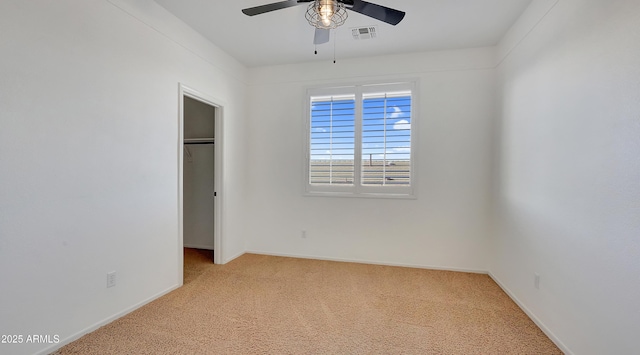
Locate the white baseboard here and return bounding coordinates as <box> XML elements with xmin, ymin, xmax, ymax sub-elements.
<box><xmin>222</xmin><ymin>250</ymin><xmax>245</xmax><ymax>264</ymax></box>
<box><xmin>38</xmin><ymin>284</ymin><xmax>181</xmax><ymax>355</ymax></box>
<box><xmin>488</xmin><ymin>272</ymin><xmax>573</xmax><ymax>355</ymax></box>
<box><xmin>245</xmin><ymin>249</ymin><xmax>488</xmax><ymax>274</ymax></box>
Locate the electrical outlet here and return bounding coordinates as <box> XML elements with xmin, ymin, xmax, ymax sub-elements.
<box><xmin>534</xmin><ymin>273</ymin><xmax>540</xmax><ymax>289</ymax></box>
<box><xmin>301</xmin><ymin>230</ymin><xmax>307</xmax><ymax>238</ymax></box>
<box><xmin>107</xmin><ymin>271</ymin><xmax>116</xmax><ymax>288</ymax></box>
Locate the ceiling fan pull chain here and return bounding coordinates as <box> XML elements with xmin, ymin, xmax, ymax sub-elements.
<box><xmin>333</xmin><ymin>29</ymin><xmax>336</xmax><ymax>63</ymax></box>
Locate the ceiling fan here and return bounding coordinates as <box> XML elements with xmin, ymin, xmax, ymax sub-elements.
<box><xmin>242</xmin><ymin>0</ymin><xmax>405</xmax><ymax>45</ymax></box>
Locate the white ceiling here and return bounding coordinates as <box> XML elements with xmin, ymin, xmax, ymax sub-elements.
<box><xmin>153</xmin><ymin>0</ymin><xmax>533</xmax><ymax>68</ymax></box>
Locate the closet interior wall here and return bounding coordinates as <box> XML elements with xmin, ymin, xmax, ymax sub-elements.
<box><xmin>183</xmin><ymin>96</ymin><xmax>215</xmax><ymax>251</ymax></box>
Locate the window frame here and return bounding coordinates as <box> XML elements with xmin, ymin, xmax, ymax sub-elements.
<box><xmin>304</xmin><ymin>80</ymin><xmax>418</xmax><ymax>199</ymax></box>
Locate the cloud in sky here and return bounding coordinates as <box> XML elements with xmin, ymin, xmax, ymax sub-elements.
<box><xmin>393</xmin><ymin>119</ymin><xmax>410</xmax><ymax>130</ymax></box>
<box><xmin>389</xmin><ymin>106</ymin><xmax>403</xmax><ymax>118</ymax></box>
<box><xmin>392</xmin><ymin>147</ymin><xmax>411</xmax><ymax>153</ymax></box>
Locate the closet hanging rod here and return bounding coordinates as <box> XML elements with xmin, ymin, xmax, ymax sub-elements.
<box><xmin>184</xmin><ymin>138</ymin><xmax>214</xmax><ymax>145</ymax></box>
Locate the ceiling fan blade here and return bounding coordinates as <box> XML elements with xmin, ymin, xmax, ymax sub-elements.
<box><xmin>241</xmin><ymin>0</ymin><xmax>301</xmax><ymax>16</ymax></box>
<box><xmin>314</xmin><ymin>28</ymin><xmax>330</xmax><ymax>45</ymax></box>
<box><xmin>349</xmin><ymin>0</ymin><xmax>405</xmax><ymax>26</ymax></box>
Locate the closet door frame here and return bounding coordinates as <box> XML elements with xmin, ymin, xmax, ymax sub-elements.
<box><xmin>178</xmin><ymin>83</ymin><xmax>224</xmax><ymax>279</ymax></box>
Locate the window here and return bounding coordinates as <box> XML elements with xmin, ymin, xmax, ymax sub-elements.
<box><xmin>309</xmin><ymin>93</ymin><xmax>356</xmax><ymax>185</ymax></box>
<box><xmin>306</xmin><ymin>81</ymin><xmax>416</xmax><ymax>198</ymax></box>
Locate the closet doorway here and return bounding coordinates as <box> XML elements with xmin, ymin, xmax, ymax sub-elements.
<box><xmin>178</xmin><ymin>84</ymin><xmax>223</xmax><ymax>272</ymax></box>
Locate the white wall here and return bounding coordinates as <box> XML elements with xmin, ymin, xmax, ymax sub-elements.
<box><xmin>245</xmin><ymin>48</ymin><xmax>497</xmax><ymax>272</ymax></box>
<box><xmin>491</xmin><ymin>0</ymin><xmax>640</xmax><ymax>354</ymax></box>
<box><xmin>0</xmin><ymin>1</ymin><xmax>247</xmax><ymax>354</ymax></box>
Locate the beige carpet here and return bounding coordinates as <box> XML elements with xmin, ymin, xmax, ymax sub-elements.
<box><xmin>54</xmin><ymin>249</ymin><xmax>561</xmax><ymax>354</ymax></box>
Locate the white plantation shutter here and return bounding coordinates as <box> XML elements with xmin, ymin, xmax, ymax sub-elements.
<box><xmin>309</xmin><ymin>94</ymin><xmax>356</xmax><ymax>185</ymax></box>
<box><xmin>361</xmin><ymin>91</ymin><xmax>412</xmax><ymax>186</ymax></box>
<box><xmin>306</xmin><ymin>81</ymin><xmax>416</xmax><ymax>198</ymax></box>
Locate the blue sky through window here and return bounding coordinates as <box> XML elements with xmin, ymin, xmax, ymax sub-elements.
<box><xmin>362</xmin><ymin>93</ymin><xmax>411</xmax><ymax>162</ymax></box>
<box><xmin>310</xmin><ymin>96</ymin><xmax>356</xmax><ymax>161</ymax></box>
<box><xmin>309</xmin><ymin>96</ymin><xmax>356</xmax><ymax>185</ymax></box>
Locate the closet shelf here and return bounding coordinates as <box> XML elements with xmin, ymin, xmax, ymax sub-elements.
<box><xmin>184</xmin><ymin>138</ymin><xmax>214</xmax><ymax>145</ymax></box>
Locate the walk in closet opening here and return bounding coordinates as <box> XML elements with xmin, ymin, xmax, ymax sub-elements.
<box><xmin>178</xmin><ymin>85</ymin><xmax>223</xmax><ymax>270</ymax></box>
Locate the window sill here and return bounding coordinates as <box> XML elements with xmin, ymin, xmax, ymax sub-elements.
<box><xmin>304</xmin><ymin>190</ymin><xmax>417</xmax><ymax>200</ymax></box>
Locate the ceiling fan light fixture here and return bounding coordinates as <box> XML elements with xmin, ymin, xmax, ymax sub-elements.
<box><xmin>306</xmin><ymin>0</ymin><xmax>348</xmax><ymax>29</ymax></box>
